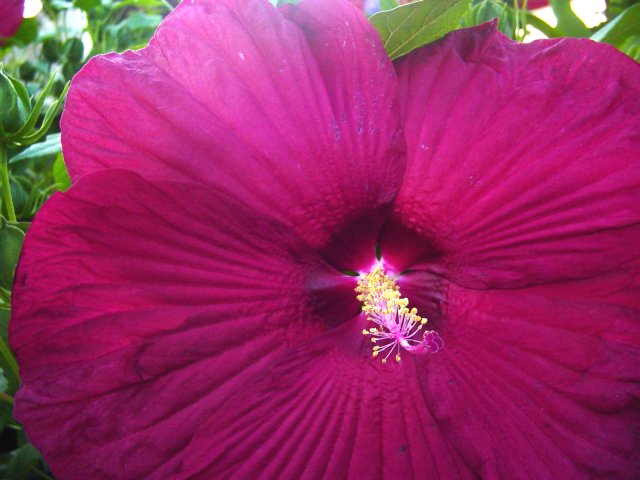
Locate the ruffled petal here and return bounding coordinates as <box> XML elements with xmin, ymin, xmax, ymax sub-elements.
<box><xmin>62</xmin><ymin>0</ymin><xmax>402</xmax><ymax>269</ymax></box>
<box><xmin>10</xmin><ymin>170</ymin><xmax>354</xmax><ymax>479</ymax></box>
<box><xmin>389</xmin><ymin>23</ymin><xmax>640</xmax><ymax>287</ymax></box>
<box><xmin>0</xmin><ymin>0</ymin><xmax>23</xmax><ymax>40</ymax></box>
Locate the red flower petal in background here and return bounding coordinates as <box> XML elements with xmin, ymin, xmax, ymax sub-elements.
<box><xmin>0</xmin><ymin>0</ymin><xmax>24</xmax><ymax>41</ymax></box>
<box><xmin>10</xmin><ymin>0</ymin><xmax>640</xmax><ymax>479</ymax></box>
<box><xmin>524</xmin><ymin>0</ymin><xmax>549</xmax><ymax>9</ymax></box>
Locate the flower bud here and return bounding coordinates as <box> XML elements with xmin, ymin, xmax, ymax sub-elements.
<box><xmin>19</xmin><ymin>62</ymin><xmax>37</xmax><ymax>82</ymax></box>
<box><xmin>64</xmin><ymin>37</ymin><xmax>84</xmax><ymax>63</ymax></box>
<box><xmin>0</xmin><ymin>66</ymin><xmax>29</xmax><ymax>135</ymax></box>
<box><xmin>42</xmin><ymin>38</ymin><xmax>62</xmax><ymax>63</ymax></box>
<box><xmin>462</xmin><ymin>0</ymin><xmax>514</xmax><ymax>37</ymax></box>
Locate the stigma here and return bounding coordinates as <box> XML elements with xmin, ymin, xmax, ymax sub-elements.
<box><xmin>356</xmin><ymin>264</ymin><xmax>443</xmax><ymax>364</ymax></box>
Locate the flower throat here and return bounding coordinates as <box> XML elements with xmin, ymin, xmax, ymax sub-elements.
<box><xmin>356</xmin><ymin>265</ymin><xmax>443</xmax><ymax>364</ymax></box>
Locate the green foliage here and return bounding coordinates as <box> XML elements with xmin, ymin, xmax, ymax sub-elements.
<box><xmin>607</xmin><ymin>0</ymin><xmax>640</xmax><ymax>19</ymax></box>
<box><xmin>9</xmin><ymin>134</ymin><xmax>62</xmax><ymax>165</ymax></box>
<box><xmin>549</xmin><ymin>0</ymin><xmax>590</xmax><ymax>37</ymax></box>
<box><xmin>370</xmin><ymin>0</ymin><xmax>470</xmax><ymax>59</ymax></box>
<box><xmin>0</xmin><ymin>218</ymin><xmax>24</xmax><ymax>291</ymax></box>
<box><xmin>462</xmin><ymin>0</ymin><xmax>515</xmax><ymax>39</ymax></box>
<box><xmin>379</xmin><ymin>0</ymin><xmax>400</xmax><ymax>11</ymax></box>
<box><xmin>6</xmin><ymin>443</ymin><xmax>48</xmax><ymax>480</ymax></box>
<box><xmin>591</xmin><ymin>3</ymin><xmax>640</xmax><ymax>61</ymax></box>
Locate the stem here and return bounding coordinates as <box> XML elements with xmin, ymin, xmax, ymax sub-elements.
<box><xmin>31</xmin><ymin>466</ymin><xmax>55</xmax><ymax>480</ymax></box>
<box><xmin>525</xmin><ymin>12</ymin><xmax>560</xmax><ymax>38</ymax></box>
<box><xmin>160</xmin><ymin>0</ymin><xmax>174</xmax><ymax>12</ymax></box>
<box><xmin>512</xmin><ymin>0</ymin><xmax>520</xmax><ymax>38</ymax></box>
<box><xmin>0</xmin><ymin>391</ymin><xmax>14</xmax><ymax>405</ymax></box>
<box><xmin>0</xmin><ymin>335</ymin><xmax>18</xmax><ymax>378</ymax></box>
<box><xmin>0</xmin><ymin>145</ymin><xmax>16</xmax><ymax>222</ymax></box>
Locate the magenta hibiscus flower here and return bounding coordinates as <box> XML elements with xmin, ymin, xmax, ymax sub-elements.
<box><xmin>10</xmin><ymin>0</ymin><xmax>640</xmax><ymax>478</ymax></box>
<box><xmin>0</xmin><ymin>0</ymin><xmax>24</xmax><ymax>41</ymax></box>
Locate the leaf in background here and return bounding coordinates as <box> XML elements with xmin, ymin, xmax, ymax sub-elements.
<box><xmin>379</xmin><ymin>0</ymin><xmax>400</xmax><ymax>11</ymax></box>
<box><xmin>591</xmin><ymin>3</ymin><xmax>640</xmax><ymax>60</ymax></box>
<box><xmin>607</xmin><ymin>0</ymin><xmax>640</xmax><ymax>19</ymax></box>
<box><xmin>0</xmin><ymin>368</ymin><xmax>7</xmax><ymax>393</ymax></box>
<box><xmin>619</xmin><ymin>34</ymin><xmax>640</xmax><ymax>60</ymax></box>
<box><xmin>53</xmin><ymin>152</ymin><xmax>71</xmax><ymax>190</ymax></box>
<box><xmin>0</xmin><ymin>307</ymin><xmax>8</xmax><ymax>336</ymax></box>
<box><xmin>370</xmin><ymin>0</ymin><xmax>470</xmax><ymax>59</ymax></box>
<box><xmin>104</xmin><ymin>12</ymin><xmax>163</xmax><ymax>51</ymax></box>
<box><xmin>7</xmin><ymin>444</ymin><xmax>45</xmax><ymax>480</ymax></box>
<box><xmin>461</xmin><ymin>0</ymin><xmax>514</xmax><ymax>39</ymax></box>
<box><xmin>9</xmin><ymin>133</ymin><xmax>62</xmax><ymax>164</ymax></box>
<box><xmin>549</xmin><ymin>0</ymin><xmax>590</xmax><ymax>37</ymax></box>
<box><xmin>73</xmin><ymin>0</ymin><xmax>102</xmax><ymax>11</ymax></box>
<box><xmin>0</xmin><ymin>218</ymin><xmax>24</xmax><ymax>291</ymax></box>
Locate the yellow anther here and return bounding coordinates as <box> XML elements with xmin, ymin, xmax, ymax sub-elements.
<box><xmin>357</xmin><ymin>264</ymin><xmax>431</xmax><ymax>365</ymax></box>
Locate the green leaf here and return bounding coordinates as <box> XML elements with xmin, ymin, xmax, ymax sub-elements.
<box><xmin>7</xmin><ymin>444</ymin><xmax>45</xmax><ymax>480</ymax></box>
<box><xmin>17</xmin><ymin>81</ymin><xmax>69</xmax><ymax>146</ymax></box>
<box><xmin>549</xmin><ymin>0</ymin><xmax>590</xmax><ymax>37</ymax></box>
<box><xmin>0</xmin><ymin>368</ymin><xmax>7</xmax><ymax>393</ymax></box>
<box><xmin>7</xmin><ymin>69</ymin><xmax>57</xmax><ymax>143</ymax></box>
<box><xmin>379</xmin><ymin>0</ymin><xmax>400</xmax><ymax>11</ymax></box>
<box><xmin>0</xmin><ymin>307</ymin><xmax>9</xmax><ymax>335</ymax></box>
<box><xmin>607</xmin><ymin>0</ymin><xmax>640</xmax><ymax>19</ymax></box>
<box><xmin>0</xmin><ymin>218</ymin><xmax>24</xmax><ymax>290</ymax></box>
<box><xmin>619</xmin><ymin>34</ymin><xmax>640</xmax><ymax>60</ymax></box>
<box><xmin>9</xmin><ymin>133</ymin><xmax>62</xmax><ymax>164</ymax></box>
<box><xmin>370</xmin><ymin>0</ymin><xmax>471</xmax><ymax>60</ymax></box>
<box><xmin>591</xmin><ymin>3</ymin><xmax>640</xmax><ymax>51</ymax></box>
<box><xmin>53</xmin><ymin>153</ymin><xmax>71</xmax><ymax>190</ymax></box>
<box><xmin>73</xmin><ymin>0</ymin><xmax>102</xmax><ymax>10</ymax></box>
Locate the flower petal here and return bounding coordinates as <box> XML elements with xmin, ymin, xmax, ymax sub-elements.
<box><xmin>0</xmin><ymin>0</ymin><xmax>23</xmax><ymax>40</ymax></box>
<box><xmin>62</xmin><ymin>0</ymin><xmax>403</xmax><ymax>269</ymax></box>
<box><xmin>428</xmin><ymin>270</ymin><xmax>640</xmax><ymax>479</ymax></box>
<box><xmin>174</xmin><ymin>320</ymin><xmax>476</xmax><ymax>479</ymax></box>
<box><xmin>10</xmin><ymin>169</ymin><xmax>353</xmax><ymax>479</ymax></box>
<box><xmin>390</xmin><ymin>23</ymin><xmax>640</xmax><ymax>287</ymax></box>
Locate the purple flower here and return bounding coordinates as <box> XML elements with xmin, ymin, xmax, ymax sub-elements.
<box><xmin>10</xmin><ymin>0</ymin><xmax>640</xmax><ymax>478</ymax></box>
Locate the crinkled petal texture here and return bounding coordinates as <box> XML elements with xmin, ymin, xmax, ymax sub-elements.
<box><xmin>62</xmin><ymin>0</ymin><xmax>403</xmax><ymax>270</ymax></box>
<box><xmin>10</xmin><ymin>170</ymin><xmax>356</xmax><ymax>479</ymax></box>
<box><xmin>380</xmin><ymin>23</ymin><xmax>640</xmax><ymax>479</ymax></box>
<box><xmin>0</xmin><ymin>0</ymin><xmax>24</xmax><ymax>40</ymax></box>
<box><xmin>12</xmin><ymin>13</ymin><xmax>640</xmax><ymax>480</ymax></box>
<box><xmin>390</xmin><ymin>23</ymin><xmax>640</xmax><ymax>288</ymax></box>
